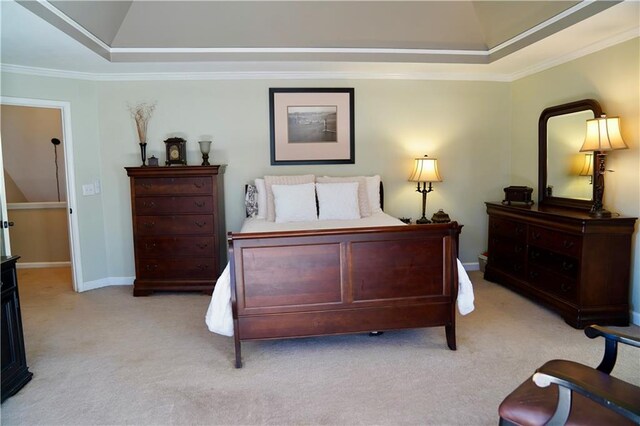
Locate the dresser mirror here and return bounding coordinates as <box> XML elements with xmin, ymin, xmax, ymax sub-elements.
<box><xmin>538</xmin><ymin>99</ymin><xmax>602</xmax><ymax>209</ymax></box>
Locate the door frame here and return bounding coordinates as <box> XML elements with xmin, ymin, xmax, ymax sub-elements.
<box><xmin>1</xmin><ymin>96</ymin><xmax>83</xmax><ymax>292</ymax></box>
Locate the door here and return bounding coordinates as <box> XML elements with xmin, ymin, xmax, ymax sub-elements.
<box><xmin>0</xmin><ymin>97</ymin><xmax>83</xmax><ymax>291</ymax></box>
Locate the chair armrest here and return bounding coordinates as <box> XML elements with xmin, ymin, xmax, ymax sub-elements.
<box><xmin>585</xmin><ymin>325</ymin><xmax>640</xmax><ymax>374</ymax></box>
<box><xmin>533</xmin><ymin>360</ymin><xmax>640</xmax><ymax>424</ymax></box>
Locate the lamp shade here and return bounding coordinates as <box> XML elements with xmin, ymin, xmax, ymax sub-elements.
<box><xmin>580</xmin><ymin>116</ymin><xmax>628</xmax><ymax>152</ymax></box>
<box><xmin>408</xmin><ymin>155</ymin><xmax>442</xmax><ymax>182</ymax></box>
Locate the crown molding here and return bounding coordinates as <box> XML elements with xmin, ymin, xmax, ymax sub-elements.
<box><xmin>508</xmin><ymin>28</ymin><xmax>639</xmax><ymax>82</ymax></box>
<box><xmin>1</xmin><ymin>33</ymin><xmax>636</xmax><ymax>83</ymax></box>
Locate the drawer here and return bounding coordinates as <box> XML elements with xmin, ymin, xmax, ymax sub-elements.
<box><xmin>136</xmin><ymin>215</ymin><xmax>214</xmax><ymax>236</ymax></box>
<box><xmin>528</xmin><ymin>265</ymin><xmax>577</xmax><ymax>304</ymax></box>
<box><xmin>135</xmin><ymin>196</ymin><xmax>213</xmax><ymax>215</ymax></box>
<box><xmin>137</xmin><ymin>258</ymin><xmax>217</xmax><ymax>280</ymax></box>
<box><xmin>529</xmin><ymin>226</ymin><xmax>581</xmax><ymax>258</ymax></box>
<box><xmin>1</xmin><ymin>269</ymin><xmax>17</xmax><ymax>294</ymax></box>
<box><xmin>136</xmin><ymin>236</ymin><xmax>215</xmax><ymax>257</ymax></box>
<box><xmin>489</xmin><ymin>217</ymin><xmax>526</xmax><ymax>242</ymax></box>
<box><xmin>489</xmin><ymin>237</ymin><xmax>526</xmax><ymax>260</ymax></box>
<box><xmin>134</xmin><ymin>176</ymin><xmax>212</xmax><ymax>196</ymax></box>
<box><xmin>529</xmin><ymin>248</ymin><xmax>578</xmax><ymax>279</ymax></box>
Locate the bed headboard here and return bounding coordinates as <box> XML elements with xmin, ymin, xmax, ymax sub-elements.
<box><xmin>245</xmin><ymin>181</ymin><xmax>384</xmax><ymax>217</ymax></box>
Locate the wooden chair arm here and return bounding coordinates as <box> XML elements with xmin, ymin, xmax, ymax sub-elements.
<box><xmin>584</xmin><ymin>325</ymin><xmax>640</xmax><ymax>374</ymax></box>
<box><xmin>533</xmin><ymin>360</ymin><xmax>640</xmax><ymax>424</ymax></box>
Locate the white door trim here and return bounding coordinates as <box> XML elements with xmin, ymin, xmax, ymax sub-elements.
<box><xmin>0</xmin><ymin>96</ymin><xmax>84</xmax><ymax>292</ymax></box>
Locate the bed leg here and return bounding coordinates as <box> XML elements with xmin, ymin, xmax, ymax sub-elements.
<box><xmin>445</xmin><ymin>324</ymin><xmax>457</xmax><ymax>350</ymax></box>
<box><xmin>234</xmin><ymin>335</ymin><xmax>242</xmax><ymax>368</ymax></box>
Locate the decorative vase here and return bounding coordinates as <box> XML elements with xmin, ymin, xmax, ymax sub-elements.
<box><xmin>139</xmin><ymin>142</ymin><xmax>147</xmax><ymax>167</ymax></box>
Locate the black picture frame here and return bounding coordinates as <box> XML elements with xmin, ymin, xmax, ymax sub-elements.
<box><xmin>269</xmin><ymin>88</ymin><xmax>355</xmax><ymax>165</ymax></box>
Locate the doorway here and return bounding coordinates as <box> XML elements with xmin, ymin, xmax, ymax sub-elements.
<box><xmin>0</xmin><ymin>97</ymin><xmax>83</xmax><ymax>292</ymax></box>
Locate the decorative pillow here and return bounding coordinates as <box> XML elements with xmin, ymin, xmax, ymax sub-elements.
<box><xmin>316</xmin><ymin>176</ymin><xmax>370</xmax><ymax>217</ymax></box>
<box><xmin>316</xmin><ymin>182</ymin><xmax>361</xmax><ymax>220</ymax></box>
<box><xmin>245</xmin><ymin>184</ymin><xmax>259</xmax><ymax>217</ymax></box>
<box><xmin>264</xmin><ymin>174</ymin><xmax>315</xmax><ymax>222</ymax></box>
<box><xmin>272</xmin><ymin>183</ymin><xmax>318</xmax><ymax>223</ymax></box>
<box><xmin>366</xmin><ymin>175</ymin><xmax>383</xmax><ymax>213</ymax></box>
<box><xmin>254</xmin><ymin>178</ymin><xmax>267</xmax><ymax>219</ymax></box>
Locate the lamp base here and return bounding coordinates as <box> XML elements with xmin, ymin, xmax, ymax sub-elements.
<box><xmin>589</xmin><ymin>208</ymin><xmax>612</xmax><ymax>218</ymax></box>
<box><xmin>416</xmin><ymin>217</ymin><xmax>432</xmax><ymax>224</ymax></box>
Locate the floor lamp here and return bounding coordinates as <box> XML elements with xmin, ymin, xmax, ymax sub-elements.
<box><xmin>408</xmin><ymin>155</ymin><xmax>442</xmax><ymax>224</ymax></box>
<box><xmin>579</xmin><ymin>115</ymin><xmax>628</xmax><ymax>218</ymax></box>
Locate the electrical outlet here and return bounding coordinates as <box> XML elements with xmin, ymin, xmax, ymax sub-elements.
<box><xmin>94</xmin><ymin>180</ymin><xmax>101</xmax><ymax>194</ymax></box>
<box><xmin>82</xmin><ymin>184</ymin><xmax>95</xmax><ymax>196</ymax></box>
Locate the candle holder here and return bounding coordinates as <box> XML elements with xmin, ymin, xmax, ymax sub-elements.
<box><xmin>139</xmin><ymin>142</ymin><xmax>147</xmax><ymax>167</ymax></box>
<box><xmin>198</xmin><ymin>140</ymin><xmax>212</xmax><ymax>166</ymax></box>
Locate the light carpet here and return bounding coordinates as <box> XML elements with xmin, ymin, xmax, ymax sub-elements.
<box><xmin>2</xmin><ymin>268</ymin><xmax>638</xmax><ymax>425</ymax></box>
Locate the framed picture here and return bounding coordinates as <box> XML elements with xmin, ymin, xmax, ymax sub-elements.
<box><xmin>269</xmin><ymin>88</ymin><xmax>354</xmax><ymax>165</ymax></box>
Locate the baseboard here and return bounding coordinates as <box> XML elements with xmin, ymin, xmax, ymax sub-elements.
<box><xmin>16</xmin><ymin>261</ymin><xmax>71</xmax><ymax>269</ymax></box>
<box><xmin>631</xmin><ymin>310</ymin><xmax>640</xmax><ymax>326</ymax></box>
<box><xmin>80</xmin><ymin>276</ymin><xmax>134</xmax><ymax>292</ymax></box>
<box><xmin>462</xmin><ymin>262</ymin><xmax>480</xmax><ymax>271</ymax></box>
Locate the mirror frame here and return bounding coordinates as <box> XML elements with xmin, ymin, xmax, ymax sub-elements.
<box><xmin>538</xmin><ymin>99</ymin><xmax>602</xmax><ymax>210</ymax></box>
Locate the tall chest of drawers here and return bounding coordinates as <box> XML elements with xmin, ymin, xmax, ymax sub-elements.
<box><xmin>126</xmin><ymin>166</ymin><xmax>226</xmax><ymax>296</ymax></box>
<box><xmin>485</xmin><ymin>202</ymin><xmax>636</xmax><ymax>328</ymax></box>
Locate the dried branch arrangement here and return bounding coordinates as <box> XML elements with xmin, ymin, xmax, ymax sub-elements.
<box><xmin>128</xmin><ymin>102</ymin><xmax>156</xmax><ymax>144</ymax></box>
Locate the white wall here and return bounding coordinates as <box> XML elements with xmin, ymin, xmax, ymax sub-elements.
<box><xmin>511</xmin><ymin>37</ymin><xmax>640</xmax><ymax>323</ymax></box>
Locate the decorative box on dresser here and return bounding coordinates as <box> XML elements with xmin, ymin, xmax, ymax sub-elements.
<box><xmin>1</xmin><ymin>256</ymin><xmax>32</xmax><ymax>402</ymax></box>
<box><xmin>125</xmin><ymin>166</ymin><xmax>226</xmax><ymax>296</ymax></box>
<box><xmin>484</xmin><ymin>202</ymin><xmax>636</xmax><ymax>328</ymax></box>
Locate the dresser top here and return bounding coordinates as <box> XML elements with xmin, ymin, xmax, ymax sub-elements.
<box><xmin>125</xmin><ymin>165</ymin><xmax>226</xmax><ymax>177</ymax></box>
<box><xmin>485</xmin><ymin>201</ymin><xmax>637</xmax><ymax>224</ymax></box>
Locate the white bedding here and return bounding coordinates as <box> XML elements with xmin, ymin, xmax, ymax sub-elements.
<box><xmin>205</xmin><ymin>212</ymin><xmax>475</xmax><ymax>336</ymax></box>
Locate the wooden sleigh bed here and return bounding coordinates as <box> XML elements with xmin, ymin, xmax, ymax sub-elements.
<box><xmin>228</xmin><ymin>221</ymin><xmax>462</xmax><ymax>368</ymax></box>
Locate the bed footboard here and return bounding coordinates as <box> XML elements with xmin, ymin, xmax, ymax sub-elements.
<box><xmin>229</xmin><ymin>222</ymin><xmax>461</xmax><ymax>367</ymax></box>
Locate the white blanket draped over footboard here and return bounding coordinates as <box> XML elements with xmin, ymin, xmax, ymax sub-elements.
<box><xmin>206</xmin><ymin>213</ymin><xmax>475</xmax><ymax>336</ymax></box>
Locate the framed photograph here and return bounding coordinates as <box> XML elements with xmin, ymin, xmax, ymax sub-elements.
<box><xmin>269</xmin><ymin>88</ymin><xmax>354</xmax><ymax>165</ymax></box>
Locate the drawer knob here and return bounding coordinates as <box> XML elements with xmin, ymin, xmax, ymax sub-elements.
<box><xmin>143</xmin><ymin>222</ymin><xmax>155</xmax><ymax>228</ymax></box>
<box><xmin>194</xmin><ymin>181</ymin><xmax>205</xmax><ymax>188</ymax></box>
<box><xmin>532</xmin><ymin>231</ymin><xmax>541</xmax><ymax>240</ymax></box>
<box><xmin>142</xmin><ymin>183</ymin><xmax>153</xmax><ymax>189</ymax></box>
<box><xmin>194</xmin><ymin>221</ymin><xmax>207</xmax><ymax>228</ymax></box>
<box><xmin>143</xmin><ymin>201</ymin><xmax>156</xmax><ymax>208</ymax></box>
<box><xmin>514</xmin><ymin>264</ymin><xmax>522</xmax><ymax>271</ymax></box>
<box><xmin>516</xmin><ymin>226</ymin><xmax>525</xmax><ymax>235</ymax></box>
<box><xmin>197</xmin><ymin>265</ymin><xmax>209</xmax><ymax>271</ymax></box>
<box><xmin>530</xmin><ymin>250</ymin><xmax>540</xmax><ymax>259</ymax></box>
<box><xmin>514</xmin><ymin>245</ymin><xmax>523</xmax><ymax>254</ymax></box>
<box><xmin>529</xmin><ymin>271</ymin><xmax>539</xmax><ymax>279</ymax></box>
<box><xmin>195</xmin><ymin>201</ymin><xmax>205</xmax><ymax>208</ymax></box>
<box><xmin>560</xmin><ymin>283</ymin><xmax>571</xmax><ymax>293</ymax></box>
<box><xmin>145</xmin><ymin>264</ymin><xmax>158</xmax><ymax>271</ymax></box>
<box><xmin>562</xmin><ymin>261</ymin><xmax>574</xmax><ymax>271</ymax></box>
<box><xmin>196</xmin><ymin>243</ymin><xmax>208</xmax><ymax>249</ymax></box>
<box><xmin>145</xmin><ymin>242</ymin><xmax>157</xmax><ymax>250</ymax></box>
<box><xmin>563</xmin><ymin>240</ymin><xmax>574</xmax><ymax>249</ymax></box>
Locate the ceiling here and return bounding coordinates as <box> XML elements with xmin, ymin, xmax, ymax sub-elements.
<box><xmin>1</xmin><ymin>1</ymin><xmax>639</xmax><ymax>80</ymax></box>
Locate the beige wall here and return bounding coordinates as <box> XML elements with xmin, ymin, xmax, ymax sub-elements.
<box><xmin>511</xmin><ymin>37</ymin><xmax>640</xmax><ymax>322</ymax></box>
<box><xmin>7</xmin><ymin>205</ymin><xmax>70</xmax><ymax>263</ymax></box>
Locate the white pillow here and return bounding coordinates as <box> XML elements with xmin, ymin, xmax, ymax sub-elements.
<box><xmin>272</xmin><ymin>183</ymin><xmax>318</xmax><ymax>223</ymax></box>
<box><xmin>264</xmin><ymin>174</ymin><xmax>316</xmax><ymax>222</ymax></box>
<box><xmin>366</xmin><ymin>175</ymin><xmax>382</xmax><ymax>213</ymax></box>
<box><xmin>254</xmin><ymin>178</ymin><xmax>267</xmax><ymax>219</ymax></box>
<box><xmin>316</xmin><ymin>182</ymin><xmax>361</xmax><ymax>220</ymax></box>
<box><xmin>317</xmin><ymin>176</ymin><xmax>371</xmax><ymax>217</ymax></box>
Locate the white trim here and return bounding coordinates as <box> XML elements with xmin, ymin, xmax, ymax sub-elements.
<box><xmin>82</xmin><ymin>276</ymin><xmax>134</xmax><ymax>292</ymax></box>
<box><xmin>509</xmin><ymin>28</ymin><xmax>639</xmax><ymax>81</ymax></box>
<box><xmin>36</xmin><ymin>0</ymin><xmax>111</xmax><ymax>52</ymax></box>
<box><xmin>8</xmin><ymin>202</ymin><xmax>67</xmax><ymax>210</ymax></box>
<box><xmin>462</xmin><ymin>262</ymin><xmax>480</xmax><ymax>272</ymax></box>
<box><xmin>488</xmin><ymin>1</ymin><xmax>597</xmax><ymax>55</ymax></box>
<box><xmin>111</xmin><ymin>46</ymin><xmax>488</xmax><ymax>56</ymax></box>
<box><xmin>0</xmin><ymin>131</ymin><xmax>11</xmax><ymax>256</ymax></box>
<box><xmin>16</xmin><ymin>261</ymin><xmax>71</xmax><ymax>269</ymax></box>
<box><xmin>0</xmin><ymin>96</ymin><xmax>83</xmax><ymax>292</ymax></box>
<box><xmin>632</xmin><ymin>310</ymin><xmax>640</xmax><ymax>326</ymax></box>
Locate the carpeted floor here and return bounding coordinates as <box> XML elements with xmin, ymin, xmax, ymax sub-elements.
<box><xmin>2</xmin><ymin>267</ymin><xmax>638</xmax><ymax>425</ymax></box>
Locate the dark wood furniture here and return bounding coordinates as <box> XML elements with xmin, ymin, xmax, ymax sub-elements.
<box><xmin>485</xmin><ymin>202</ymin><xmax>636</xmax><ymax>328</ymax></box>
<box><xmin>229</xmin><ymin>222</ymin><xmax>462</xmax><ymax>367</ymax></box>
<box><xmin>125</xmin><ymin>166</ymin><xmax>226</xmax><ymax>296</ymax></box>
<box><xmin>499</xmin><ymin>325</ymin><xmax>640</xmax><ymax>425</ymax></box>
<box><xmin>1</xmin><ymin>256</ymin><xmax>32</xmax><ymax>402</ymax></box>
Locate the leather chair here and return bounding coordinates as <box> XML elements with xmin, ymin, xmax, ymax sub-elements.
<box><xmin>498</xmin><ymin>325</ymin><xmax>640</xmax><ymax>425</ymax></box>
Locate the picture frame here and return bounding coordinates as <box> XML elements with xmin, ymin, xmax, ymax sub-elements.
<box><xmin>269</xmin><ymin>88</ymin><xmax>355</xmax><ymax>165</ymax></box>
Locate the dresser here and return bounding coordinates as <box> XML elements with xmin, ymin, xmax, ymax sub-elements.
<box><xmin>1</xmin><ymin>256</ymin><xmax>32</xmax><ymax>402</ymax></box>
<box><xmin>126</xmin><ymin>166</ymin><xmax>226</xmax><ymax>296</ymax></box>
<box><xmin>485</xmin><ymin>202</ymin><xmax>636</xmax><ymax>328</ymax></box>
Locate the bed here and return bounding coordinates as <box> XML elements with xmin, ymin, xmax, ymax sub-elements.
<box><xmin>205</xmin><ymin>176</ymin><xmax>474</xmax><ymax>368</ymax></box>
